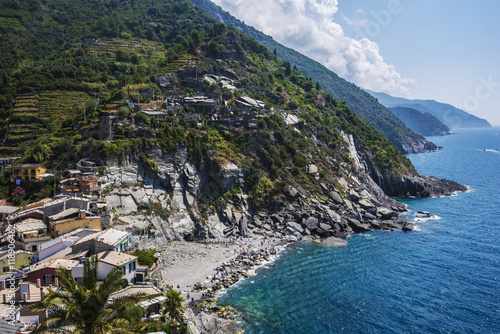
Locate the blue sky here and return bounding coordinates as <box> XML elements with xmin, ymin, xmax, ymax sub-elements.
<box><xmin>212</xmin><ymin>0</ymin><xmax>500</xmax><ymax>125</ymax></box>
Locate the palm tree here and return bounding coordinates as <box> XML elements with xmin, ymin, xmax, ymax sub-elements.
<box><xmin>163</xmin><ymin>289</ymin><xmax>185</xmax><ymax>330</ymax></box>
<box><xmin>31</xmin><ymin>255</ymin><xmax>144</xmax><ymax>334</ymax></box>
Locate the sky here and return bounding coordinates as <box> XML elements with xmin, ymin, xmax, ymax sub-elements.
<box><xmin>211</xmin><ymin>0</ymin><xmax>500</xmax><ymax>125</ymax></box>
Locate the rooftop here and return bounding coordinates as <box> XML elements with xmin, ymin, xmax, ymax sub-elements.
<box><xmin>29</xmin><ymin>258</ymin><xmax>79</xmax><ymax>273</ymax></box>
<box><xmin>98</xmin><ymin>250</ymin><xmax>136</xmax><ymax>267</ymax></box>
<box><xmin>0</xmin><ymin>318</ymin><xmax>23</xmax><ymax>334</ymax></box>
<box><xmin>44</xmin><ymin>196</ymin><xmax>90</xmax><ymax>209</ymax></box>
<box><xmin>0</xmin><ymin>205</ymin><xmax>19</xmax><ymax>215</ymax></box>
<box><xmin>12</xmin><ymin>163</ymin><xmax>42</xmax><ymax>169</ymax></box>
<box><xmin>141</xmin><ymin>110</ymin><xmax>167</xmax><ymax>116</ymax></box>
<box><xmin>14</xmin><ymin>219</ymin><xmax>46</xmax><ymax>233</ymax></box>
<box><xmin>71</xmin><ymin>231</ymin><xmax>103</xmax><ymax>246</ymax></box>
<box><xmin>95</xmin><ymin>228</ymin><xmax>130</xmax><ymax>246</ymax></box>
<box><xmin>0</xmin><ymin>248</ymin><xmax>34</xmax><ymax>261</ymax></box>
<box><xmin>109</xmin><ymin>285</ymin><xmax>162</xmax><ymax>300</ymax></box>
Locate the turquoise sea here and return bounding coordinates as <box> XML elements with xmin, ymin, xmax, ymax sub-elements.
<box><xmin>218</xmin><ymin>127</ymin><xmax>500</xmax><ymax>333</ymax></box>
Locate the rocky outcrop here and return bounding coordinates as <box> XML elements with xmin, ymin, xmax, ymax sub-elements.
<box><xmin>399</xmin><ymin>133</ymin><xmax>437</xmax><ymax>153</ymax></box>
<box><xmin>102</xmin><ymin>132</ymin><xmax>465</xmax><ymax>250</ymax></box>
<box><xmin>343</xmin><ymin>133</ymin><xmax>467</xmax><ymax>198</ymax></box>
<box><xmin>374</xmin><ymin>173</ymin><xmax>467</xmax><ymax>197</ymax></box>
<box><xmin>185</xmin><ymin>309</ymin><xmax>238</xmax><ymax>334</ymax></box>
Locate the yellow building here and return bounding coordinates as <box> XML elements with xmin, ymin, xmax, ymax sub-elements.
<box><xmin>10</xmin><ymin>163</ymin><xmax>51</xmax><ymax>182</ymax></box>
<box><xmin>48</xmin><ymin>208</ymin><xmax>101</xmax><ymax>237</ymax></box>
<box><xmin>0</xmin><ymin>248</ymin><xmax>35</xmax><ymax>274</ymax></box>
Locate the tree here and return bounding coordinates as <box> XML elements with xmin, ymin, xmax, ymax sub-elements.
<box><xmin>284</xmin><ymin>61</ymin><xmax>291</xmax><ymax>76</ymax></box>
<box><xmin>191</xmin><ymin>30</ymin><xmax>201</xmax><ymax>47</ymax></box>
<box><xmin>26</xmin><ymin>142</ymin><xmax>50</xmax><ymax>163</ymax></box>
<box><xmin>163</xmin><ymin>289</ymin><xmax>185</xmax><ymax>330</ymax></box>
<box><xmin>11</xmin><ymin>186</ymin><xmax>25</xmax><ymax>206</ymax></box>
<box><xmin>31</xmin><ymin>255</ymin><xmax>145</xmax><ymax>334</ymax></box>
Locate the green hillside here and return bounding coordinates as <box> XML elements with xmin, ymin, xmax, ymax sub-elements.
<box><xmin>190</xmin><ymin>0</ymin><xmax>437</xmax><ymax>154</ymax></box>
<box><xmin>0</xmin><ymin>0</ymin><xmax>418</xmax><ymax>205</ymax></box>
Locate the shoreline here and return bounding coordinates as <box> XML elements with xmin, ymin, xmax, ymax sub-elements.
<box><xmin>156</xmin><ymin>236</ymin><xmax>292</xmax><ymax>310</ymax></box>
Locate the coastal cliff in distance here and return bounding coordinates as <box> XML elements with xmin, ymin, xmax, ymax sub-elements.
<box><xmin>389</xmin><ymin>106</ymin><xmax>453</xmax><ymax>136</ymax></box>
<box><xmin>190</xmin><ymin>0</ymin><xmax>438</xmax><ymax>154</ymax></box>
<box><xmin>367</xmin><ymin>90</ymin><xmax>492</xmax><ymax>129</ymax></box>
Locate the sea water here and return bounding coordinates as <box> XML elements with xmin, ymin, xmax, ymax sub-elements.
<box><xmin>218</xmin><ymin>127</ymin><xmax>500</xmax><ymax>333</ymax></box>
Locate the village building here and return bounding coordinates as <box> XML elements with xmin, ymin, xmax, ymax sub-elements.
<box><xmin>0</xmin><ymin>205</ymin><xmax>18</xmax><ymax>221</ymax></box>
<box><xmin>25</xmin><ymin>258</ymin><xmax>80</xmax><ymax>286</ymax></box>
<box><xmin>70</xmin><ymin>228</ymin><xmax>132</xmax><ymax>255</ymax></box>
<box><xmin>96</xmin><ymin>250</ymin><xmax>138</xmax><ymax>284</ymax></box>
<box><xmin>183</xmin><ymin>95</ymin><xmax>217</xmax><ymax>113</ymax></box>
<box><xmin>140</xmin><ymin>109</ymin><xmax>167</xmax><ymax>120</ymax></box>
<box><xmin>58</xmin><ymin>174</ymin><xmax>101</xmax><ymax>199</ymax></box>
<box><xmin>43</xmin><ymin>196</ymin><xmax>91</xmax><ymax>223</ymax></box>
<box><xmin>47</xmin><ymin>208</ymin><xmax>101</xmax><ymax>238</ymax></box>
<box><xmin>37</xmin><ymin>228</ymin><xmax>101</xmax><ymax>261</ymax></box>
<box><xmin>13</xmin><ymin>218</ymin><xmax>50</xmax><ymax>252</ymax></box>
<box><xmin>0</xmin><ymin>248</ymin><xmax>35</xmax><ymax>274</ymax></box>
<box><xmin>9</xmin><ymin>164</ymin><xmax>52</xmax><ymax>183</ymax></box>
<box><xmin>76</xmin><ymin>159</ymin><xmax>98</xmax><ymax>174</ymax></box>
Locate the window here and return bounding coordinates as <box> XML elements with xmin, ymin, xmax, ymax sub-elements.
<box><xmin>31</xmin><ymin>245</ymin><xmax>37</xmax><ymax>252</ymax></box>
<box><xmin>45</xmin><ymin>275</ymin><xmax>53</xmax><ymax>284</ymax></box>
<box><xmin>122</xmin><ymin>266</ymin><xmax>126</xmax><ymax>274</ymax></box>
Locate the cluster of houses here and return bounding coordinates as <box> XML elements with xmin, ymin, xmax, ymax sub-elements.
<box><xmin>0</xmin><ymin>160</ymin><xmax>163</xmax><ymax>331</ymax></box>
<box><xmin>98</xmin><ymin>69</ymin><xmax>276</xmax><ymax>140</ymax></box>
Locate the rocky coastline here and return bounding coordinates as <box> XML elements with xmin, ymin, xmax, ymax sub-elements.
<box><xmin>96</xmin><ymin>139</ymin><xmax>466</xmax><ymax>333</ymax></box>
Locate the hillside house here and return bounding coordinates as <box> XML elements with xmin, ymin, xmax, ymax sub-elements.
<box><xmin>97</xmin><ymin>250</ymin><xmax>138</xmax><ymax>284</ymax></box>
<box><xmin>183</xmin><ymin>96</ymin><xmax>216</xmax><ymax>113</ymax></box>
<box><xmin>76</xmin><ymin>159</ymin><xmax>97</xmax><ymax>174</ymax></box>
<box><xmin>25</xmin><ymin>258</ymin><xmax>79</xmax><ymax>286</ymax></box>
<box><xmin>43</xmin><ymin>196</ymin><xmax>91</xmax><ymax>223</ymax></box>
<box><xmin>71</xmin><ymin>228</ymin><xmax>132</xmax><ymax>255</ymax></box>
<box><xmin>0</xmin><ymin>248</ymin><xmax>35</xmax><ymax>274</ymax></box>
<box><xmin>140</xmin><ymin>109</ymin><xmax>167</xmax><ymax>120</ymax></box>
<box><xmin>10</xmin><ymin>164</ymin><xmax>51</xmax><ymax>183</ymax></box>
<box><xmin>13</xmin><ymin>219</ymin><xmax>50</xmax><ymax>252</ymax></box>
<box><xmin>38</xmin><ymin>228</ymin><xmax>101</xmax><ymax>261</ymax></box>
<box><xmin>0</xmin><ymin>205</ymin><xmax>18</xmax><ymax>221</ymax></box>
<box><xmin>5</xmin><ymin>208</ymin><xmax>44</xmax><ymax>226</ymax></box>
<box><xmin>47</xmin><ymin>208</ymin><xmax>101</xmax><ymax>237</ymax></box>
<box><xmin>58</xmin><ymin>174</ymin><xmax>101</xmax><ymax>198</ymax></box>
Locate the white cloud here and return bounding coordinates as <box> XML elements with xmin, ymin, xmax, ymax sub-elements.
<box><xmin>341</xmin><ymin>13</ymin><xmax>367</xmax><ymax>29</ymax></box>
<box><xmin>212</xmin><ymin>0</ymin><xmax>415</xmax><ymax>97</ymax></box>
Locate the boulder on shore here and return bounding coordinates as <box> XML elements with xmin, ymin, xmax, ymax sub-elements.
<box><xmin>321</xmin><ymin>236</ymin><xmax>348</xmax><ymax>247</ymax></box>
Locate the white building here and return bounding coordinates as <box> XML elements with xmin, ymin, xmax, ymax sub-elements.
<box><xmin>97</xmin><ymin>250</ymin><xmax>138</xmax><ymax>284</ymax></box>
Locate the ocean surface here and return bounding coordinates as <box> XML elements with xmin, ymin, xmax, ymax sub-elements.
<box><xmin>218</xmin><ymin>127</ymin><xmax>500</xmax><ymax>333</ymax></box>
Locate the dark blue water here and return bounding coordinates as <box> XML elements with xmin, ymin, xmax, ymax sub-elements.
<box><xmin>219</xmin><ymin>128</ymin><xmax>500</xmax><ymax>333</ymax></box>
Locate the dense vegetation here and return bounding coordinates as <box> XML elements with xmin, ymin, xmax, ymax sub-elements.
<box><xmin>190</xmin><ymin>0</ymin><xmax>436</xmax><ymax>153</ymax></box>
<box><xmin>0</xmin><ymin>0</ymin><xmax>417</xmax><ymax>209</ymax></box>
